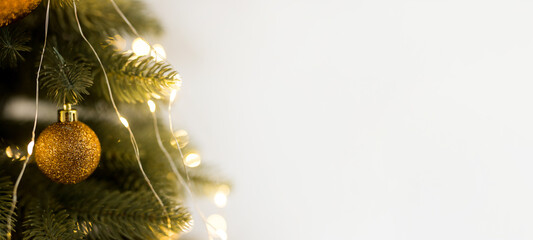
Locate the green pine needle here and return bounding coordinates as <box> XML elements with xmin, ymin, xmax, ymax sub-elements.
<box><xmin>49</xmin><ymin>0</ymin><xmax>162</xmax><ymax>37</ymax></box>
<box><xmin>101</xmin><ymin>50</ymin><xmax>181</xmax><ymax>103</ymax></box>
<box><xmin>0</xmin><ymin>27</ymin><xmax>31</xmax><ymax>68</ymax></box>
<box><xmin>52</xmin><ymin>181</ymin><xmax>192</xmax><ymax>240</ymax></box>
<box><xmin>23</xmin><ymin>199</ymin><xmax>82</xmax><ymax>240</ymax></box>
<box><xmin>40</xmin><ymin>47</ymin><xmax>93</xmax><ymax>105</ymax></box>
<box><xmin>0</xmin><ymin>176</ymin><xmax>15</xmax><ymax>240</ymax></box>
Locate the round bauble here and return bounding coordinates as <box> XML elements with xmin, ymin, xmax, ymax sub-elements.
<box><xmin>35</xmin><ymin>121</ymin><xmax>101</xmax><ymax>184</ymax></box>
<box><xmin>0</xmin><ymin>0</ymin><xmax>42</xmax><ymax>27</ymax></box>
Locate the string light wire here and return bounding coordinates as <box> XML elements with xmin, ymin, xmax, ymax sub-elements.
<box><xmin>148</xmin><ymin>101</ymin><xmax>215</xmax><ymax>240</ymax></box>
<box><xmin>108</xmin><ymin>0</ymin><xmax>193</xmax><ymax>190</ymax></box>
<box><xmin>108</xmin><ymin>1</ymin><xmax>223</xmax><ymax>238</ymax></box>
<box><xmin>167</xmin><ymin>98</ymin><xmax>223</xmax><ymax>240</ymax></box>
<box><xmin>108</xmin><ymin>0</ymin><xmax>175</xmax><ymax>69</ymax></box>
<box><xmin>72</xmin><ymin>0</ymin><xmax>171</xmax><ymax>228</ymax></box>
<box><xmin>6</xmin><ymin>1</ymin><xmax>50</xmax><ymax>239</ymax></box>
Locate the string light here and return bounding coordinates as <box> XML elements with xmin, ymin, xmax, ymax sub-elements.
<box><xmin>6</xmin><ymin>1</ymin><xmax>50</xmax><ymax>238</ymax></box>
<box><xmin>108</xmin><ymin>1</ymin><xmax>225</xmax><ymax>238</ymax></box>
<box><xmin>215</xmin><ymin>229</ymin><xmax>228</xmax><ymax>240</ymax></box>
<box><xmin>207</xmin><ymin>214</ymin><xmax>227</xmax><ymax>239</ymax></box>
<box><xmin>5</xmin><ymin>146</ymin><xmax>13</xmax><ymax>158</ymax></box>
<box><xmin>170</xmin><ymin>89</ymin><xmax>178</xmax><ymax>103</ymax></box>
<box><xmin>132</xmin><ymin>37</ymin><xmax>150</xmax><ymax>56</ymax></box>
<box><xmin>119</xmin><ymin>116</ymin><xmax>129</xmax><ymax>128</ymax></box>
<box><xmin>147</xmin><ymin>98</ymin><xmax>217</xmax><ymax>239</ymax></box>
<box><xmin>214</xmin><ymin>185</ymin><xmax>230</xmax><ymax>208</ymax></box>
<box><xmin>151</xmin><ymin>44</ymin><xmax>166</xmax><ymax>62</ymax></box>
<box><xmin>27</xmin><ymin>141</ymin><xmax>34</xmax><ymax>156</ymax></box>
<box><xmin>73</xmin><ymin>0</ymin><xmax>171</xmax><ymax>229</ymax></box>
<box><xmin>147</xmin><ymin>100</ymin><xmax>156</xmax><ymax>113</ymax></box>
<box><xmin>184</xmin><ymin>152</ymin><xmax>201</xmax><ymax>168</ymax></box>
<box><xmin>207</xmin><ymin>214</ymin><xmax>227</xmax><ymax>231</ymax></box>
<box><xmin>170</xmin><ymin>129</ymin><xmax>189</xmax><ymax>149</ymax></box>
<box><xmin>214</xmin><ymin>191</ymin><xmax>227</xmax><ymax>208</ymax></box>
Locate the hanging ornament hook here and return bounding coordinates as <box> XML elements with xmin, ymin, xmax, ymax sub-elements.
<box><xmin>58</xmin><ymin>103</ymin><xmax>78</xmax><ymax>122</ymax></box>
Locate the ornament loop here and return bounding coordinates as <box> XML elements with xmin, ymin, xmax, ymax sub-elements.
<box><xmin>58</xmin><ymin>104</ymin><xmax>78</xmax><ymax>122</ymax></box>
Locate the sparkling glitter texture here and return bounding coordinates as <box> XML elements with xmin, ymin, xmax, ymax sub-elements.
<box><xmin>35</xmin><ymin>121</ymin><xmax>101</xmax><ymax>184</ymax></box>
<box><xmin>0</xmin><ymin>0</ymin><xmax>42</xmax><ymax>27</ymax></box>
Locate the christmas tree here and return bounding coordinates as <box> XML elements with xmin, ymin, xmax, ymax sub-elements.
<box><xmin>0</xmin><ymin>0</ymin><xmax>228</xmax><ymax>239</ymax></box>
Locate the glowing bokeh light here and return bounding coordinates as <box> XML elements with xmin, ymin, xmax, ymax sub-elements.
<box><xmin>132</xmin><ymin>38</ymin><xmax>150</xmax><ymax>56</ymax></box>
<box><xmin>207</xmin><ymin>214</ymin><xmax>227</xmax><ymax>232</ymax></box>
<box><xmin>170</xmin><ymin>129</ymin><xmax>189</xmax><ymax>149</ymax></box>
<box><xmin>214</xmin><ymin>191</ymin><xmax>227</xmax><ymax>208</ymax></box>
<box><xmin>170</xmin><ymin>89</ymin><xmax>177</xmax><ymax>103</ymax></box>
<box><xmin>184</xmin><ymin>153</ymin><xmax>201</xmax><ymax>168</ymax></box>
<box><xmin>5</xmin><ymin>146</ymin><xmax>13</xmax><ymax>158</ymax></box>
<box><xmin>147</xmin><ymin>100</ymin><xmax>156</xmax><ymax>113</ymax></box>
<box><xmin>151</xmin><ymin>44</ymin><xmax>166</xmax><ymax>61</ymax></box>
<box><xmin>119</xmin><ymin>116</ymin><xmax>129</xmax><ymax>128</ymax></box>
<box><xmin>27</xmin><ymin>141</ymin><xmax>34</xmax><ymax>155</ymax></box>
<box><xmin>215</xmin><ymin>229</ymin><xmax>228</xmax><ymax>240</ymax></box>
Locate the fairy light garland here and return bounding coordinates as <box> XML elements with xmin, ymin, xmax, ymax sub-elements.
<box><xmin>148</xmin><ymin>96</ymin><xmax>218</xmax><ymax>240</ymax></box>
<box><xmin>6</xmin><ymin>1</ymin><xmax>228</xmax><ymax>238</ymax></box>
<box><xmin>6</xmin><ymin>1</ymin><xmax>50</xmax><ymax>239</ymax></box>
<box><xmin>145</xmin><ymin>61</ymin><xmax>228</xmax><ymax>240</ymax></box>
<box><xmin>72</xmin><ymin>0</ymin><xmax>171</xmax><ymax>229</ymax></box>
<box><xmin>106</xmin><ymin>0</ymin><xmax>227</xmax><ymax>238</ymax></box>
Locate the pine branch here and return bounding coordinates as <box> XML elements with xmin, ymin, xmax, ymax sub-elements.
<box><xmin>49</xmin><ymin>0</ymin><xmax>162</xmax><ymax>38</ymax></box>
<box><xmin>0</xmin><ymin>175</ymin><xmax>15</xmax><ymax>240</ymax></box>
<box><xmin>40</xmin><ymin>47</ymin><xmax>93</xmax><ymax>105</ymax></box>
<box><xmin>23</xmin><ymin>199</ymin><xmax>82</xmax><ymax>240</ymax></box>
<box><xmin>51</xmin><ymin>181</ymin><xmax>192</xmax><ymax>240</ymax></box>
<box><xmin>0</xmin><ymin>26</ymin><xmax>31</xmax><ymax>68</ymax></box>
<box><xmin>86</xmin><ymin>116</ymin><xmax>229</xmax><ymax>197</ymax></box>
<box><xmin>0</xmin><ymin>160</ymin><xmax>193</xmax><ymax>240</ymax></box>
<box><xmin>98</xmin><ymin>50</ymin><xmax>181</xmax><ymax>103</ymax></box>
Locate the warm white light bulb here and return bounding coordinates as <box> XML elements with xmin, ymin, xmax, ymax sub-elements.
<box><xmin>119</xmin><ymin>116</ymin><xmax>129</xmax><ymax>128</ymax></box>
<box><xmin>27</xmin><ymin>141</ymin><xmax>34</xmax><ymax>156</ymax></box>
<box><xmin>132</xmin><ymin>38</ymin><xmax>150</xmax><ymax>56</ymax></box>
<box><xmin>147</xmin><ymin>100</ymin><xmax>156</xmax><ymax>113</ymax></box>
<box><xmin>151</xmin><ymin>44</ymin><xmax>166</xmax><ymax>61</ymax></box>
<box><xmin>207</xmin><ymin>214</ymin><xmax>228</xmax><ymax>239</ymax></box>
<box><xmin>172</xmin><ymin>74</ymin><xmax>182</xmax><ymax>89</ymax></box>
<box><xmin>215</xmin><ymin>229</ymin><xmax>228</xmax><ymax>240</ymax></box>
<box><xmin>184</xmin><ymin>153</ymin><xmax>201</xmax><ymax>168</ymax></box>
<box><xmin>207</xmin><ymin>214</ymin><xmax>228</xmax><ymax>231</ymax></box>
<box><xmin>170</xmin><ymin>89</ymin><xmax>177</xmax><ymax>103</ymax></box>
<box><xmin>5</xmin><ymin>146</ymin><xmax>13</xmax><ymax>158</ymax></box>
<box><xmin>170</xmin><ymin>129</ymin><xmax>189</xmax><ymax>149</ymax></box>
<box><xmin>214</xmin><ymin>191</ymin><xmax>228</xmax><ymax>208</ymax></box>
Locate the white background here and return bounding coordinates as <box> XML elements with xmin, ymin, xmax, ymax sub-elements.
<box><xmin>149</xmin><ymin>1</ymin><xmax>533</xmax><ymax>239</ymax></box>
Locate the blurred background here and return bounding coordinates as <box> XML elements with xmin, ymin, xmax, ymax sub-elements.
<box><xmin>148</xmin><ymin>0</ymin><xmax>533</xmax><ymax>239</ymax></box>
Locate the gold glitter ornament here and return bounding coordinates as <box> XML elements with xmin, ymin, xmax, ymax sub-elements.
<box><xmin>35</xmin><ymin>104</ymin><xmax>101</xmax><ymax>184</ymax></box>
<box><xmin>0</xmin><ymin>0</ymin><xmax>42</xmax><ymax>27</ymax></box>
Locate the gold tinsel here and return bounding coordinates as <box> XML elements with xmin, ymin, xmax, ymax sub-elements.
<box><xmin>0</xmin><ymin>0</ymin><xmax>42</xmax><ymax>27</ymax></box>
<box><xmin>35</xmin><ymin>121</ymin><xmax>101</xmax><ymax>184</ymax></box>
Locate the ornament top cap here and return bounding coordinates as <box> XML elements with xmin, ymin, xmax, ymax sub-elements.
<box><xmin>58</xmin><ymin>104</ymin><xmax>78</xmax><ymax>122</ymax></box>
